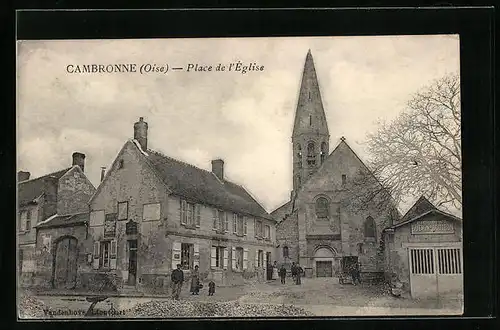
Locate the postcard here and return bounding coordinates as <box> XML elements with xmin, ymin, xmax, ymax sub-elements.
<box><xmin>17</xmin><ymin>36</ymin><xmax>463</xmax><ymax>319</ymax></box>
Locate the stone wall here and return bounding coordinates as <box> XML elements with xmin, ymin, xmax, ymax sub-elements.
<box><xmin>57</xmin><ymin>167</ymin><xmax>96</xmax><ymax>215</ymax></box>
<box><xmin>32</xmin><ymin>224</ymin><xmax>92</xmax><ymax>290</ymax></box>
<box><xmin>275</xmin><ymin>212</ymin><xmax>299</xmax><ymax>266</ymax></box>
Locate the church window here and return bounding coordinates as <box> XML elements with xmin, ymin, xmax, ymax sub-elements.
<box><xmin>309</xmin><ymin>115</ymin><xmax>312</xmax><ymax>126</ymax></box>
<box><xmin>315</xmin><ymin>197</ymin><xmax>329</xmax><ymax>220</ymax></box>
<box><xmin>320</xmin><ymin>142</ymin><xmax>327</xmax><ymax>163</ymax></box>
<box><xmin>297</xmin><ymin>174</ymin><xmax>301</xmax><ymax>186</ymax></box>
<box><xmin>307</xmin><ymin>142</ymin><xmax>316</xmax><ymax>166</ymax></box>
<box><xmin>308</xmin><ymin>91</ymin><xmax>312</xmax><ymax>101</ymax></box>
<box><xmin>341</xmin><ymin>174</ymin><xmax>347</xmax><ymax>186</ymax></box>
<box><xmin>283</xmin><ymin>246</ymin><xmax>289</xmax><ymax>258</ymax></box>
<box><xmin>364</xmin><ymin>216</ymin><xmax>376</xmax><ymax>239</ymax></box>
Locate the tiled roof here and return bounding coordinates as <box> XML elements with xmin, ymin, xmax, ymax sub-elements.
<box><xmin>399</xmin><ymin>196</ymin><xmax>436</xmax><ymax>223</ymax></box>
<box><xmin>143</xmin><ymin>148</ymin><xmax>273</xmax><ymax>221</ymax></box>
<box><xmin>384</xmin><ymin>208</ymin><xmax>461</xmax><ymax>231</ymax></box>
<box><xmin>270</xmin><ymin>200</ymin><xmax>292</xmax><ymax>223</ymax></box>
<box><xmin>18</xmin><ymin>168</ymin><xmax>71</xmax><ymax>206</ymax></box>
<box><xmin>36</xmin><ymin>212</ymin><xmax>89</xmax><ymax>229</ymax></box>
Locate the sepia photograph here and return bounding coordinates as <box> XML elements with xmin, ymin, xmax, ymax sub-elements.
<box><xmin>16</xmin><ymin>35</ymin><xmax>463</xmax><ymax>319</ymax></box>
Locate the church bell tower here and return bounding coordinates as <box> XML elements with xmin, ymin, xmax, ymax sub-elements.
<box><xmin>291</xmin><ymin>50</ymin><xmax>330</xmax><ymax>195</ymax></box>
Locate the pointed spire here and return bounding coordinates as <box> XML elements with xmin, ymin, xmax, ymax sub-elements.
<box><xmin>292</xmin><ymin>50</ymin><xmax>329</xmax><ymax>137</ymax></box>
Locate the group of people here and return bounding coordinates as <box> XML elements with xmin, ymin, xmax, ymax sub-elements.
<box><xmin>170</xmin><ymin>264</ymin><xmax>215</xmax><ymax>300</ymax></box>
<box><xmin>267</xmin><ymin>261</ymin><xmax>304</xmax><ymax>285</ymax></box>
<box><xmin>171</xmin><ymin>260</ymin><xmax>306</xmax><ymax>300</ymax></box>
<box><xmin>277</xmin><ymin>262</ymin><xmax>304</xmax><ymax>285</ymax></box>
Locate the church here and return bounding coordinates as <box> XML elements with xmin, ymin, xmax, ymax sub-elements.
<box><xmin>271</xmin><ymin>50</ymin><xmax>400</xmax><ymax>281</ymax></box>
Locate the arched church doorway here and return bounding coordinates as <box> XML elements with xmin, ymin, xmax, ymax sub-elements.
<box><xmin>53</xmin><ymin>236</ymin><xmax>78</xmax><ymax>289</ymax></box>
<box><xmin>313</xmin><ymin>246</ymin><xmax>338</xmax><ymax>277</ymax></box>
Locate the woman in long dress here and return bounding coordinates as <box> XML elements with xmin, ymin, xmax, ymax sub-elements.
<box><xmin>272</xmin><ymin>261</ymin><xmax>279</xmax><ymax>280</ymax></box>
<box><xmin>190</xmin><ymin>265</ymin><xmax>200</xmax><ymax>295</ymax></box>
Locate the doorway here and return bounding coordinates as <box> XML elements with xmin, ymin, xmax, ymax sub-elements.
<box><xmin>266</xmin><ymin>252</ymin><xmax>272</xmax><ymax>280</ymax></box>
<box><xmin>128</xmin><ymin>240</ymin><xmax>138</xmax><ymax>286</ymax></box>
<box><xmin>313</xmin><ymin>246</ymin><xmax>337</xmax><ymax>277</ymax></box>
<box><xmin>316</xmin><ymin>261</ymin><xmax>333</xmax><ymax>277</ymax></box>
<box><xmin>53</xmin><ymin>237</ymin><xmax>78</xmax><ymax>289</ymax></box>
<box><xmin>409</xmin><ymin>246</ymin><xmax>463</xmax><ymax>298</ymax></box>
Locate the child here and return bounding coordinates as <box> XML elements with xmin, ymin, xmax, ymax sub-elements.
<box><xmin>208</xmin><ymin>280</ymin><xmax>215</xmax><ymax>296</ymax></box>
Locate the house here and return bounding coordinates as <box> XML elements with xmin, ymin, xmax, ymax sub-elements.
<box><xmin>17</xmin><ymin>152</ymin><xmax>96</xmax><ymax>288</ymax></box>
<box><xmin>383</xmin><ymin>196</ymin><xmax>463</xmax><ymax>298</ymax></box>
<box><xmin>272</xmin><ymin>50</ymin><xmax>399</xmax><ymax>281</ymax></box>
<box><xmin>88</xmin><ymin>117</ymin><xmax>276</xmax><ymax>293</ymax></box>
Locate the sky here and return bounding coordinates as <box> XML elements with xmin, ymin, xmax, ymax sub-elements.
<box><xmin>17</xmin><ymin>35</ymin><xmax>460</xmax><ymax>214</ymax></box>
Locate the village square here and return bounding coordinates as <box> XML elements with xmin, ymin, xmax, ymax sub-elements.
<box><xmin>17</xmin><ymin>42</ymin><xmax>463</xmax><ymax>318</ymax></box>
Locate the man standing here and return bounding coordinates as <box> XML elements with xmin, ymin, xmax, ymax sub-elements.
<box><xmin>279</xmin><ymin>264</ymin><xmax>287</xmax><ymax>284</ymax></box>
<box><xmin>291</xmin><ymin>262</ymin><xmax>297</xmax><ymax>283</ymax></box>
<box><xmin>171</xmin><ymin>264</ymin><xmax>184</xmax><ymax>300</ymax></box>
<box><xmin>295</xmin><ymin>263</ymin><xmax>303</xmax><ymax>285</ymax></box>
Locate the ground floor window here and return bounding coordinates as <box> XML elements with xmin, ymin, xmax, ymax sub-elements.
<box><xmin>257</xmin><ymin>250</ymin><xmax>264</xmax><ymax>267</ymax></box>
<box><xmin>101</xmin><ymin>241</ymin><xmax>111</xmax><ymax>268</ymax></box>
<box><xmin>211</xmin><ymin>246</ymin><xmax>226</xmax><ymax>269</ymax></box>
<box><xmin>181</xmin><ymin>243</ymin><xmax>193</xmax><ymax>270</ymax></box>
<box><xmin>235</xmin><ymin>247</ymin><xmax>244</xmax><ymax>270</ymax></box>
<box><xmin>282</xmin><ymin>246</ymin><xmax>289</xmax><ymax>258</ymax></box>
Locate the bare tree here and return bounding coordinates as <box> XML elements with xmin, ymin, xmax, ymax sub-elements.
<box><xmin>366</xmin><ymin>73</ymin><xmax>462</xmax><ymax>212</ymax></box>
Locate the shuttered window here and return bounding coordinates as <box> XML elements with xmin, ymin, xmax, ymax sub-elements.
<box><xmin>264</xmin><ymin>225</ymin><xmax>270</xmax><ymax>239</ymax></box>
<box><xmin>195</xmin><ymin>205</ymin><xmax>201</xmax><ymax>227</ymax></box>
<box><xmin>243</xmin><ymin>249</ymin><xmax>248</xmax><ymax>270</ymax></box>
<box><xmin>110</xmin><ymin>240</ymin><xmax>117</xmax><ymax>269</ymax></box>
<box><xmin>233</xmin><ymin>214</ymin><xmax>238</xmax><ymax>233</ymax></box>
<box><xmin>213</xmin><ymin>209</ymin><xmax>218</xmax><ymax>229</ymax></box>
<box><xmin>181</xmin><ymin>243</ymin><xmax>193</xmax><ymax>270</ymax></box>
<box><xmin>232</xmin><ymin>247</ymin><xmax>244</xmax><ymax>270</ymax></box>
<box><xmin>101</xmin><ymin>241</ymin><xmax>111</xmax><ymax>268</ymax></box>
<box><xmin>212</xmin><ymin>246</ymin><xmax>226</xmax><ymax>269</ymax></box>
<box><xmin>180</xmin><ymin>200</ymin><xmax>187</xmax><ymax>224</ymax></box>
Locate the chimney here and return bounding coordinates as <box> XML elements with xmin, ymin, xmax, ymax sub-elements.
<box><xmin>18</xmin><ymin>171</ymin><xmax>30</xmax><ymax>182</ymax></box>
<box><xmin>100</xmin><ymin>167</ymin><xmax>106</xmax><ymax>182</ymax></box>
<box><xmin>72</xmin><ymin>152</ymin><xmax>86</xmax><ymax>172</ymax></box>
<box><xmin>211</xmin><ymin>159</ymin><xmax>224</xmax><ymax>181</ymax></box>
<box><xmin>134</xmin><ymin>117</ymin><xmax>148</xmax><ymax>151</ymax></box>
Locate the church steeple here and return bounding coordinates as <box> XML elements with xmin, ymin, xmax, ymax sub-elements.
<box><xmin>292</xmin><ymin>50</ymin><xmax>329</xmax><ymax>137</ymax></box>
<box><xmin>291</xmin><ymin>50</ymin><xmax>330</xmax><ymax>193</ymax></box>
